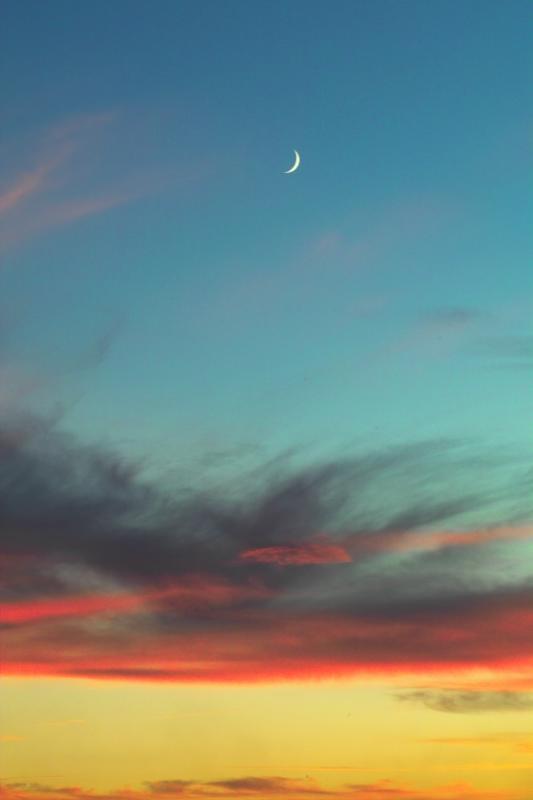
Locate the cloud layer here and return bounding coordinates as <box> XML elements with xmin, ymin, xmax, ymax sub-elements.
<box><xmin>0</xmin><ymin>412</ymin><xmax>532</xmax><ymax>684</ymax></box>
<box><xmin>0</xmin><ymin>776</ymin><xmax>527</xmax><ymax>800</ymax></box>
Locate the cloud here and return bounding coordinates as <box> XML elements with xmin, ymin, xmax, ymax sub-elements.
<box><xmin>239</xmin><ymin>525</ymin><xmax>533</xmax><ymax>566</ymax></box>
<box><xmin>385</xmin><ymin>305</ymin><xmax>533</xmax><ymax>373</ymax></box>
<box><xmin>240</xmin><ymin>538</ymin><xmax>351</xmax><ymax>565</ymax></box>
<box><xmin>395</xmin><ymin>690</ymin><xmax>533</xmax><ymax>713</ymax></box>
<box><xmin>0</xmin><ymin>112</ymin><xmax>112</xmax><ymax>217</ymax></box>
<box><xmin>516</xmin><ymin>741</ymin><xmax>533</xmax><ymax>753</ymax></box>
<box><xmin>388</xmin><ymin>308</ymin><xmax>487</xmax><ymax>360</ymax></box>
<box><xmin>0</xmin><ymin>115</ymin><xmax>115</xmax><ymax>219</ymax></box>
<box><xmin>204</xmin><ymin>198</ymin><xmax>445</xmax><ymax>331</ymax></box>
<box><xmin>0</xmin><ymin>316</ymin><xmax>122</xmax><ymax>417</ymax></box>
<box><xmin>344</xmin><ymin>524</ymin><xmax>533</xmax><ymax>560</ymax></box>
<box><xmin>421</xmin><ymin>734</ymin><xmax>533</xmax><ymax>754</ymax></box>
<box><xmin>0</xmin><ymin>111</ymin><xmax>186</xmax><ymax>252</ymax></box>
<box><xmin>473</xmin><ymin>335</ymin><xmax>533</xmax><ymax>369</ymax></box>
<box><xmin>0</xmin><ymin>159</ymin><xmax>59</xmax><ymax>216</ymax></box>
<box><xmin>144</xmin><ymin>781</ymin><xmax>192</xmax><ymax>796</ymax></box>
<box><xmin>64</xmin><ymin>320</ymin><xmax>123</xmax><ymax>374</ymax></box>
<box><xmin>2</xmin><ymin>578</ymin><xmax>270</xmax><ymax>625</ymax></box>
<box><xmin>0</xmin><ymin>777</ymin><xmax>525</xmax><ymax>800</ymax></box>
<box><xmin>0</xmin><ymin>179</ymin><xmax>157</xmax><ymax>253</ymax></box>
<box><xmin>205</xmin><ymin>776</ymin><xmax>328</xmax><ymax>795</ymax></box>
<box><xmin>0</xmin><ymin>414</ymin><xmax>532</xmax><ymax>683</ymax></box>
<box><xmin>420</xmin><ymin>309</ymin><xmax>483</xmax><ymax>329</ymax></box>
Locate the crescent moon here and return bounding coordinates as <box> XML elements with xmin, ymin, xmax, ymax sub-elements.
<box><xmin>284</xmin><ymin>150</ymin><xmax>301</xmax><ymax>174</ymax></box>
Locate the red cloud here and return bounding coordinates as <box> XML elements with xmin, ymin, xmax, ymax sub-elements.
<box><xmin>2</xmin><ymin>587</ymin><xmax>533</xmax><ymax>684</ymax></box>
<box><xmin>240</xmin><ymin>538</ymin><xmax>351</xmax><ymax>565</ymax></box>
<box><xmin>1</xmin><ymin>577</ymin><xmax>270</xmax><ymax>625</ymax></box>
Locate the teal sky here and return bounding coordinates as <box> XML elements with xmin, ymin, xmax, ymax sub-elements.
<box><xmin>3</xmin><ymin>14</ymin><xmax>533</xmax><ymax>791</ymax></box>
<box><xmin>1</xmin><ymin>0</ymin><xmax>531</xmax><ymax>469</ymax></box>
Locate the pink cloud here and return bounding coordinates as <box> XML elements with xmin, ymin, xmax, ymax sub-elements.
<box><xmin>0</xmin><ymin>111</ymin><xmax>192</xmax><ymax>252</ymax></box>
<box><xmin>344</xmin><ymin>524</ymin><xmax>533</xmax><ymax>560</ymax></box>
<box><xmin>0</xmin><ymin>161</ymin><xmax>54</xmax><ymax>215</ymax></box>
<box><xmin>0</xmin><ymin>112</ymin><xmax>114</xmax><ymax>219</ymax></box>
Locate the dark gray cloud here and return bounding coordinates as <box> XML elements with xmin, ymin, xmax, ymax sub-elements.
<box><xmin>0</xmin><ymin>417</ymin><xmax>527</xmax><ymax>595</ymax></box>
<box><xmin>395</xmin><ymin>689</ymin><xmax>533</xmax><ymax>713</ymax></box>
<box><xmin>1</xmin><ymin>413</ymin><xmax>531</xmax><ymax>680</ymax></box>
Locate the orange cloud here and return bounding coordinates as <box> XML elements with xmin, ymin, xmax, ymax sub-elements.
<box><xmin>0</xmin><ymin>777</ymin><xmax>525</xmax><ymax>800</ymax></box>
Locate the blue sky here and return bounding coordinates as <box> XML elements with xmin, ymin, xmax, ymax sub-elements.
<box><xmin>1</xmin><ymin>0</ymin><xmax>531</xmax><ymax>467</ymax></box>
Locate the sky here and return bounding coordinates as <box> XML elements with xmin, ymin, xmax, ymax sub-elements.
<box><xmin>0</xmin><ymin>1</ymin><xmax>532</xmax><ymax>799</ymax></box>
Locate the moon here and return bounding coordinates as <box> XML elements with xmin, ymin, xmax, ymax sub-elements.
<box><xmin>284</xmin><ymin>150</ymin><xmax>301</xmax><ymax>174</ymax></box>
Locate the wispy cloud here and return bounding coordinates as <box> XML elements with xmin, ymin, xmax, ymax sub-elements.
<box><xmin>421</xmin><ymin>734</ymin><xmax>533</xmax><ymax>754</ymax></box>
<box><xmin>473</xmin><ymin>335</ymin><xmax>533</xmax><ymax>370</ymax></box>
<box><xmin>204</xmin><ymin>197</ymin><xmax>444</xmax><ymax>330</ymax></box>
<box><xmin>0</xmin><ymin>114</ymin><xmax>116</xmax><ymax>218</ymax></box>
<box><xmin>344</xmin><ymin>524</ymin><xmax>533</xmax><ymax>560</ymax></box>
<box><xmin>387</xmin><ymin>306</ymin><xmax>533</xmax><ymax>373</ymax></box>
<box><xmin>395</xmin><ymin>690</ymin><xmax>533</xmax><ymax>714</ymax></box>
<box><xmin>0</xmin><ymin>159</ymin><xmax>58</xmax><ymax>216</ymax></box>
<box><xmin>0</xmin><ymin>111</ymin><xmax>193</xmax><ymax>252</ymax></box>
<box><xmin>386</xmin><ymin>307</ymin><xmax>487</xmax><ymax>360</ymax></box>
<box><xmin>0</xmin><ymin>112</ymin><xmax>112</xmax><ymax>217</ymax></box>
